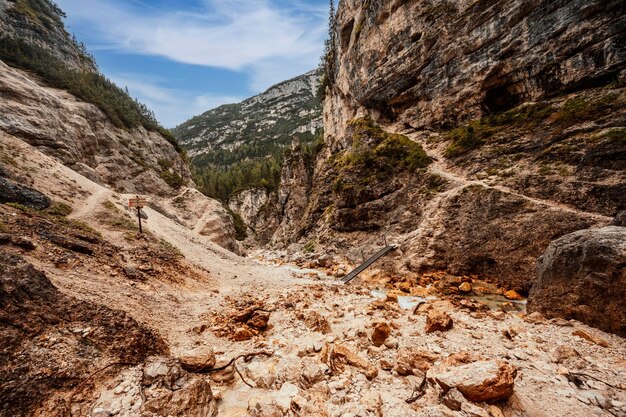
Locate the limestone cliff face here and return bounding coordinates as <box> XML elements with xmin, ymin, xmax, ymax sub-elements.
<box><xmin>227</xmin><ymin>143</ymin><xmax>314</xmax><ymax>245</ymax></box>
<box><xmin>0</xmin><ymin>61</ymin><xmax>191</xmax><ymax>197</ymax></box>
<box><xmin>326</xmin><ymin>0</ymin><xmax>625</xmax><ymax>145</ymax></box>
<box><xmin>229</xmin><ymin>188</ymin><xmax>270</xmax><ymax>231</ymax></box>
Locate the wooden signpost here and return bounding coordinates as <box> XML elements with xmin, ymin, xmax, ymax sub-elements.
<box><xmin>128</xmin><ymin>196</ymin><xmax>148</xmax><ymax>233</ymax></box>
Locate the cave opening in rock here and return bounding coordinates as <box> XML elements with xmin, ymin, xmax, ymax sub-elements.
<box><xmin>482</xmin><ymin>84</ymin><xmax>522</xmax><ymax>114</ymax></box>
<box><xmin>340</xmin><ymin>18</ymin><xmax>355</xmax><ymax>52</ymax></box>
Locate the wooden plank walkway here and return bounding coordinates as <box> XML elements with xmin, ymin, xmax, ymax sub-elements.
<box><xmin>341</xmin><ymin>245</ymin><xmax>397</xmax><ymax>284</ymax></box>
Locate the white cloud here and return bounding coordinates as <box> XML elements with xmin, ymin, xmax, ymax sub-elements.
<box><xmin>56</xmin><ymin>0</ymin><xmax>327</xmax><ymax>91</ymax></box>
<box><xmin>109</xmin><ymin>73</ymin><xmax>243</xmax><ymax>128</ymax></box>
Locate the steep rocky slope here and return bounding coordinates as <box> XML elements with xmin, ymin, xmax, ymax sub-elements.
<box><xmin>174</xmin><ymin>69</ymin><xmax>322</xmax><ymax>161</ymax></box>
<box><xmin>0</xmin><ymin>0</ymin><xmax>242</xmax><ymax>251</ymax></box>
<box><xmin>0</xmin><ymin>61</ymin><xmax>190</xmax><ymax>196</ymax></box>
<box><xmin>0</xmin><ymin>2</ymin><xmax>247</xmax><ymax>411</ymax></box>
<box><xmin>247</xmin><ymin>0</ymin><xmax>625</xmax><ymax>302</ymax></box>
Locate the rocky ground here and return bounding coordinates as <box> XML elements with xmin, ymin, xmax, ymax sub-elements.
<box><xmin>1</xmin><ymin>134</ymin><xmax>625</xmax><ymax>417</ymax></box>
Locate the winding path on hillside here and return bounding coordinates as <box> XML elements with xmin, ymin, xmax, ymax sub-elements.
<box><xmin>391</xmin><ymin>129</ymin><xmax>612</xmax><ymax>265</ymax></box>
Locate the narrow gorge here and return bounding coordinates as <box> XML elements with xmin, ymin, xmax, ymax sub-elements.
<box><xmin>0</xmin><ymin>1</ymin><xmax>624</xmax><ymax>417</ymax></box>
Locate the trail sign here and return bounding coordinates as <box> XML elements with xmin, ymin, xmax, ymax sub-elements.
<box><xmin>128</xmin><ymin>197</ymin><xmax>147</xmax><ymax>208</ymax></box>
<box><xmin>128</xmin><ymin>196</ymin><xmax>148</xmax><ymax>233</ymax></box>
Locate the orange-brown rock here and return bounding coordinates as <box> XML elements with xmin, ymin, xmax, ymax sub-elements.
<box><xmin>429</xmin><ymin>360</ymin><xmax>517</xmax><ymax>403</ymax></box>
<box><xmin>572</xmin><ymin>330</ymin><xmax>610</xmax><ymax>348</ymax></box>
<box><xmin>232</xmin><ymin>326</ymin><xmax>255</xmax><ymax>341</ymax></box>
<box><xmin>459</xmin><ymin>282</ymin><xmax>472</xmax><ymax>293</ymax></box>
<box><xmin>504</xmin><ymin>290</ymin><xmax>523</xmax><ymax>301</ymax></box>
<box><xmin>248</xmin><ymin>310</ymin><xmax>270</xmax><ymax>330</ymax></box>
<box><xmin>394</xmin><ymin>348</ymin><xmax>438</xmax><ymax>376</ymax></box>
<box><xmin>179</xmin><ymin>349</ymin><xmax>216</xmax><ymax>372</ymax></box>
<box><xmin>142</xmin><ymin>378</ymin><xmax>218</xmax><ymax>417</ymax></box>
<box><xmin>385</xmin><ymin>290</ymin><xmax>403</xmax><ymax>303</ymax></box>
<box><xmin>397</xmin><ymin>281</ymin><xmax>412</xmax><ymax>293</ymax></box>
<box><xmin>321</xmin><ymin>343</ymin><xmax>378</xmax><ymax>380</ymax></box>
<box><xmin>371</xmin><ymin>322</ymin><xmax>391</xmax><ymax>347</ymax></box>
<box><xmin>425</xmin><ymin>310</ymin><xmax>453</xmax><ymax>333</ymax></box>
<box><xmin>304</xmin><ymin>311</ymin><xmax>332</xmax><ymax>334</ymax></box>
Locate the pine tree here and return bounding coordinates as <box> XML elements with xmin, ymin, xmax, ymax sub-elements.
<box><xmin>319</xmin><ymin>0</ymin><xmax>337</xmax><ymax>98</ymax></box>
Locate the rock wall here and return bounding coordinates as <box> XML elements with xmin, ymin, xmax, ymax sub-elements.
<box><xmin>0</xmin><ymin>61</ymin><xmax>191</xmax><ymax>197</ymax></box>
<box><xmin>229</xmin><ymin>188</ymin><xmax>270</xmax><ymax>230</ymax></box>
<box><xmin>326</xmin><ymin>0</ymin><xmax>625</xmax><ymax>145</ymax></box>
<box><xmin>227</xmin><ymin>143</ymin><xmax>315</xmax><ymax>246</ymax></box>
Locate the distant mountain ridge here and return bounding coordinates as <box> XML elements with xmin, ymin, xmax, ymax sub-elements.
<box><xmin>173</xmin><ymin>69</ymin><xmax>323</xmax><ymax>166</ymax></box>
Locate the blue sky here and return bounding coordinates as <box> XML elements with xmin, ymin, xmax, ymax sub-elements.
<box><xmin>55</xmin><ymin>0</ymin><xmax>330</xmax><ymax>127</ymax></box>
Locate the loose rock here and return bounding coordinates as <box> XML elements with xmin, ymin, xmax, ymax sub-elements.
<box><xmin>504</xmin><ymin>290</ymin><xmax>523</xmax><ymax>301</ymax></box>
<box><xmin>459</xmin><ymin>282</ymin><xmax>472</xmax><ymax>293</ymax></box>
<box><xmin>321</xmin><ymin>343</ymin><xmax>378</xmax><ymax>380</ymax></box>
<box><xmin>425</xmin><ymin>310</ymin><xmax>453</xmax><ymax>333</ymax></box>
<box><xmin>429</xmin><ymin>360</ymin><xmax>517</xmax><ymax>403</ymax></box>
<box><xmin>371</xmin><ymin>322</ymin><xmax>391</xmax><ymax>347</ymax></box>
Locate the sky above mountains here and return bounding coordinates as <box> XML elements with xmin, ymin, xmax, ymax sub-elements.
<box><xmin>55</xmin><ymin>0</ymin><xmax>330</xmax><ymax>127</ymax></box>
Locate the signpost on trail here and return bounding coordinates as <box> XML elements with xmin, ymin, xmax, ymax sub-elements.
<box><xmin>128</xmin><ymin>196</ymin><xmax>148</xmax><ymax>233</ymax></box>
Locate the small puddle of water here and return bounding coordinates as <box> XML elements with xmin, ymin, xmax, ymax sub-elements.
<box><xmin>466</xmin><ymin>294</ymin><xmax>527</xmax><ymax>313</ymax></box>
<box><xmin>279</xmin><ymin>264</ymin><xmax>334</xmax><ymax>280</ymax></box>
<box><xmin>370</xmin><ymin>289</ymin><xmax>437</xmax><ymax>310</ymax></box>
<box><xmin>370</xmin><ymin>289</ymin><xmax>526</xmax><ymax>312</ymax></box>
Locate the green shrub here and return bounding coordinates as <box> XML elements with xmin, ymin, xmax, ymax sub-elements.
<box><xmin>552</xmin><ymin>93</ymin><xmax>624</xmax><ymax>126</ymax></box>
<box><xmin>444</xmin><ymin>102</ymin><xmax>556</xmax><ymax>158</ymax></box>
<box><xmin>444</xmin><ymin>125</ymin><xmax>485</xmax><ymax>157</ymax></box>
<box><xmin>598</xmin><ymin>128</ymin><xmax>626</xmax><ymax>143</ymax></box>
<box><xmin>55</xmin><ymin>217</ymin><xmax>101</xmax><ymax>238</ymax></box>
<box><xmin>303</xmin><ymin>240</ymin><xmax>315</xmax><ymax>253</ymax></box>
<box><xmin>159</xmin><ymin>238</ymin><xmax>182</xmax><ymax>257</ymax></box>
<box><xmin>226</xmin><ymin>207</ymin><xmax>247</xmax><ymax>241</ymax></box>
<box><xmin>45</xmin><ymin>201</ymin><xmax>72</xmax><ymax>216</ymax></box>
<box><xmin>0</xmin><ymin>35</ymin><xmax>183</xmax><ymax>153</ymax></box>
<box><xmin>98</xmin><ymin>201</ymin><xmax>136</xmax><ymax>230</ymax></box>
<box><xmin>4</xmin><ymin>202</ymin><xmax>32</xmax><ymax>212</ymax></box>
<box><xmin>375</xmin><ymin>133</ymin><xmax>431</xmax><ymax>170</ymax></box>
<box><xmin>8</xmin><ymin>0</ymin><xmax>65</xmax><ymax>31</ymax></box>
<box><xmin>160</xmin><ymin>170</ymin><xmax>184</xmax><ymax>189</ymax></box>
<box><xmin>483</xmin><ymin>103</ymin><xmax>555</xmax><ymax>127</ymax></box>
<box><xmin>342</xmin><ymin>117</ymin><xmax>431</xmax><ymax>172</ymax></box>
<box><xmin>554</xmin><ymin>98</ymin><xmax>589</xmax><ymax>123</ymax></box>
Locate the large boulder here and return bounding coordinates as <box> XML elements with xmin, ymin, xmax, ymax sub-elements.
<box><xmin>428</xmin><ymin>360</ymin><xmax>517</xmax><ymax>403</ymax></box>
<box><xmin>528</xmin><ymin>226</ymin><xmax>626</xmax><ymax>336</ymax></box>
